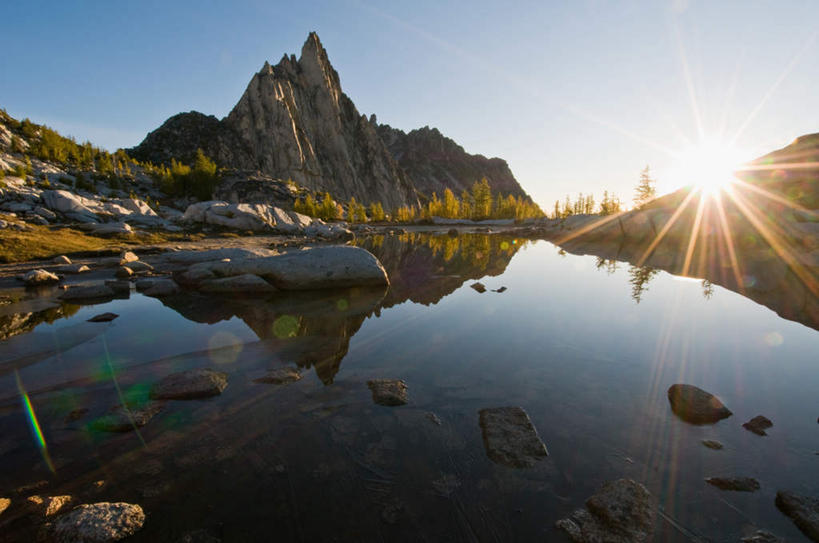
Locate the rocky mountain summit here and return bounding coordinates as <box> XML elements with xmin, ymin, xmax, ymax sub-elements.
<box><xmin>374</xmin><ymin>121</ymin><xmax>528</xmax><ymax>199</ymax></box>
<box><xmin>130</xmin><ymin>33</ymin><xmax>530</xmax><ymax>210</ymax></box>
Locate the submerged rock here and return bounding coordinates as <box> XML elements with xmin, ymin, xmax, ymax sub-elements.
<box><xmin>743</xmin><ymin>415</ymin><xmax>773</xmax><ymax>436</ymax></box>
<box><xmin>23</xmin><ymin>269</ymin><xmax>59</xmax><ymax>286</ymax></box>
<box><xmin>705</xmin><ymin>477</ymin><xmax>760</xmax><ymax>492</ymax></box>
<box><xmin>92</xmin><ymin>402</ymin><xmax>164</xmax><ymax>432</ymax></box>
<box><xmin>254</xmin><ymin>367</ymin><xmax>301</xmax><ymax>384</ymax></box>
<box><xmin>87</xmin><ymin>312</ymin><xmax>119</xmax><ymax>323</ymax></box>
<box><xmin>667</xmin><ymin>384</ymin><xmax>732</xmax><ymax>424</ymax></box>
<box><xmin>493</xmin><ymin>286</ymin><xmax>507</xmax><ymax>293</ymax></box>
<box><xmin>54</xmin><ymin>502</ymin><xmax>145</xmax><ymax>542</ymax></box>
<box><xmin>556</xmin><ymin>479</ymin><xmax>653</xmax><ymax>543</ymax></box>
<box><xmin>151</xmin><ymin>369</ymin><xmax>228</xmax><ymax>400</ymax></box>
<box><xmin>367</xmin><ymin>379</ymin><xmax>408</xmax><ymax>406</ymax></box>
<box><xmin>470</xmin><ymin>282</ymin><xmax>486</xmax><ymax>293</ymax></box>
<box><xmin>701</xmin><ymin>440</ymin><xmax>724</xmax><ymax>450</ymax></box>
<box><xmin>776</xmin><ymin>490</ymin><xmax>819</xmax><ymax>541</ymax></box>
<box><xmin>478</xmin><ymin>406</ymin><xmax>548</xmax><ymax>468</ymax></box>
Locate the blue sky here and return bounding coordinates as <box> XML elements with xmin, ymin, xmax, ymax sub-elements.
<box><xmin>3</xmin><ymin>0</ymin><xmax>818</xmax><ymax>207</ymax></box>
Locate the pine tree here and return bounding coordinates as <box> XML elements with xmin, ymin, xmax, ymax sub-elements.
<box><xmin>634</xmin><ymin>165</ymin><xmax>656</xmax><ymax>208</ymax></box>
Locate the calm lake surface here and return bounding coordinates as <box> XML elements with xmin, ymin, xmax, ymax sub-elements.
<box><xmin>1</xmin><ymin>233</ymin><xmax>817</xmax><ymax>542</ymax></box>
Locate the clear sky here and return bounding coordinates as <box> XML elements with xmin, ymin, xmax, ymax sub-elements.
<box><xmin>2</xmin><ymin>0</ymin><xmax>818</xmax><ymax>208</ymax></box>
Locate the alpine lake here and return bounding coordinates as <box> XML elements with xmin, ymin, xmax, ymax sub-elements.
<box><xmin>1</xmin><ymin>231</ymin><xmax>817</xmax><ymax>542</ymax></box>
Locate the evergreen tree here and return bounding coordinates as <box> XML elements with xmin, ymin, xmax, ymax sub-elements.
<box><xmin>634</xmin><ymin>165</ymin><xmax>656</xmax><ymax>208</ymax></box>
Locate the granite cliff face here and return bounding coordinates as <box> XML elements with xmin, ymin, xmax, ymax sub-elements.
<box><xmin>131</xmin><ymin>32</ymin><xmax>529</xmax><ymax>210</ymax></box>
<box><xmin>374</xmin><ymin>122</ymin><xmax>529</xmax><ymax>199</ymax></box>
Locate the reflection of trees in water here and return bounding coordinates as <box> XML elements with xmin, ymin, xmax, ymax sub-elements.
<box><xmin>357</xmin><ymin>232</ymin><xmax>525</xmax><ymax>308</ymax></box>
<box><xmin>701</xmin><ymin>279</ymin><xmax>714</xmax><ymax>300</ymax></box>
<box><xmin>628</xmin><ymin>266</ymin><xmax>658</xmax><ymax>304</ymax></box>
<box><xmin>595</xmin><ymin>257</ymin><xmax>619</xmax><ymax>275</ymax></box>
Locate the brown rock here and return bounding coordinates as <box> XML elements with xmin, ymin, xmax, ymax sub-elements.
<box><xmin>667</xmin><ymin>384</ymin><xmax>732</xmax><ymax>424</ymax></box>
<box><xmin>367</xmin><ymin>379</ymin><xmax>408</xmax><ymax>406</ymax></box>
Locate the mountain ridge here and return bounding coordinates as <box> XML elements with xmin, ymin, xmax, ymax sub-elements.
<box><xmin>129</xmin><ymin>32</ymin><xmax>531</xmax><ymax>210</ymax></box>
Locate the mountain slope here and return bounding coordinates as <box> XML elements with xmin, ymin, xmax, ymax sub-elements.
<box><xmin>374</xmin><ymin>122</ymin><xmax>529</xmax><ymax>199</ymax></box>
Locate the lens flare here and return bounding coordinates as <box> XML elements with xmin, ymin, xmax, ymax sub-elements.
<box><xmin>15</xmin><ymin>370</ymin><xmax>55</xmax><ymax>473</ymax></box>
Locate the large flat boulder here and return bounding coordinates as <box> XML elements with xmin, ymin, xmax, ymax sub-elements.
<box><xmin>41</xmin><ymin>190</ymin><xmax>98</xmax><ymax>221</ymax></box>
<box><xmin>478</xmin><ymin>406</ymin><xmax>548</xmax><ymax>468</ymax></box>
<box><xmin>195</xmin><ymin>245</ymin><xmax>388</xmax><ymax>290</ymax></box>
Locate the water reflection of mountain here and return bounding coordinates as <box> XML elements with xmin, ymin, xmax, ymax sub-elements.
<box><xmin>358</xmin><ymin>232</ymin><xmax>524</xmax><ymax>309</ymax></box>
<box><xmin>157</xmin><ymin>286</ymin><xmax>386</xmax><ymax>384</ymax></box>
<box><xmin>158</xmin><ymin>233</ymin><xmax>524</xmax><ymax>383</ymax></box>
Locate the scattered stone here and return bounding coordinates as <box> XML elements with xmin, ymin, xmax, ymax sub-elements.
<box><xmin>87</xmin><ymin>222</ymin><xmax>133</xmax><ymax>235</ymax></box>
<box><xmin>471</xmin><ymin>282</ymin><xmax>486</xmax><ymax>293</ymax></box>
<box><xmin>426</xmin><ymin>412</ymin><xmax>443</xmax><ymax>426</ymax></box>
<box><xmin>63</xmin><ymin>264</ymin><xmax>91</xmax><ymax>274</ymax></box>
<box><xmin>742</xmin><ymin>530</ymin><xmax>785</xmax><ymax>543</ymax></box>
<box><xmin>556</xmin><ymin>479</ymin><xmax>653</xmax><ymax>543</ymax></box>
<box><xmin>23</xmin><ymin>269</ymin><xmax>59</xmax><ymax>286</ymax></box>
<box><xmin>200</xmin><ymin>274</ymin><xmax>277</xmax><ymax>294</ymax></box>
<box><xmin>151</xmin><ymin>369</ymin><xmax>228</xmax><ymax>400</ymax></box>
<box><xmin>478</xmin><ymin>406</ymin><xmax>548</xmax><ymax>468</ymax></box>
<box><xmin>143</xmin><ymin>278</ymin><xmax>180</xmax><ymax>297</ymax></box>
<box><xmin>776</xmin><ymin>490</ymin><xmax>819</xmax><ymax>541</ymax></box>
<box><xmin>92</xmin><ymin>402</ymin><xmax>164</xmax><ymax>432</ymax></box>
<box><xmin>493</xmin><ymin>286</ymin><xmax>507</xmax><ymax>293</ymax></box>
<box><xmin>0</xmin><ymin>497</ymin><xmax>9</xmax><ymax>516</ymax></box>
<box><xmin>126</xmin><ymin>261</ymin><xmax>153</xmax><ymax>273</ymax></box>
<box><xmin>701</xmin><ymin>440</ymin><xmax>724</xmax><ymax>450</ymax></box>
<box><xmin>743</xmin><ymin>415</ymin><xmax>773</xmax><ymax>436</ymax></box>
<box><xmin>667</xmin><ymin>384</ymin><xmax>732</xmax><ymax>424</ymax></box>
<box><xmin>60</xmin><ymin>284</ymin><xmax>115</xmax><ymax>302</ymax></box>
<box><xmin>367</xmin><ymin>379</ymin><xmax>408</xmax><ymax>406</ymax></box>
<box><xmin>254</xmin><ymin>366</ymin><xmax>301</xmax><ymax>384</ymax></box>
<box><xmin>29</xmin><ymin>495</ymin><xmax>73</xmax><ymax>516</ymax></box>
<box><xmin>705</xmin><ymin>477</ymin><xmax>760</xmax><ymax>492</ymax></box>
<box><xmin>54</xmin><ymin>502</ymin><xmax>145</xmax><ymax>542</ymax></box>
<box><xmin>115</xmin><ymin>266</ymin><xmax>134</xmax><ymax>279</ymax></box>
<box><xmin>120</xmin><ymin>251</ymin><xmax>139</xmax><ymax>263</ymax></box>
<box><xmin>53</xmin><ymin>255</ymin><xmax>71</xmax><ymax>265</ymax></box>
<box><xmin>87</xmin><ymin>312</ymin><xmax>119</xmax><ymax>323</ymax></box>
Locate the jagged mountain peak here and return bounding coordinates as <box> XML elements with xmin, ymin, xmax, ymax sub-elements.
<box><xmin>130</xmin><ymin>32</ymin><xmax>529</xmax><ymax>209</ymax></box>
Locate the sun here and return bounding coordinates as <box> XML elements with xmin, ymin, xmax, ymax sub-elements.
<box><xmin>666</xmin><ymin>137</ymin><xmax>749</xmax><ymax>197</ymax></box>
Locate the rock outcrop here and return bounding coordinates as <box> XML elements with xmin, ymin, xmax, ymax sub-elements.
<box><xmin>374</xmin><ymin>122</ymin><xmax>530</xmax><ymax>199</ymax></box>
<box><xmin>131</xmin><ymin>33</ymin><xmax>419</xmax><ymax>210</ymax></box>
